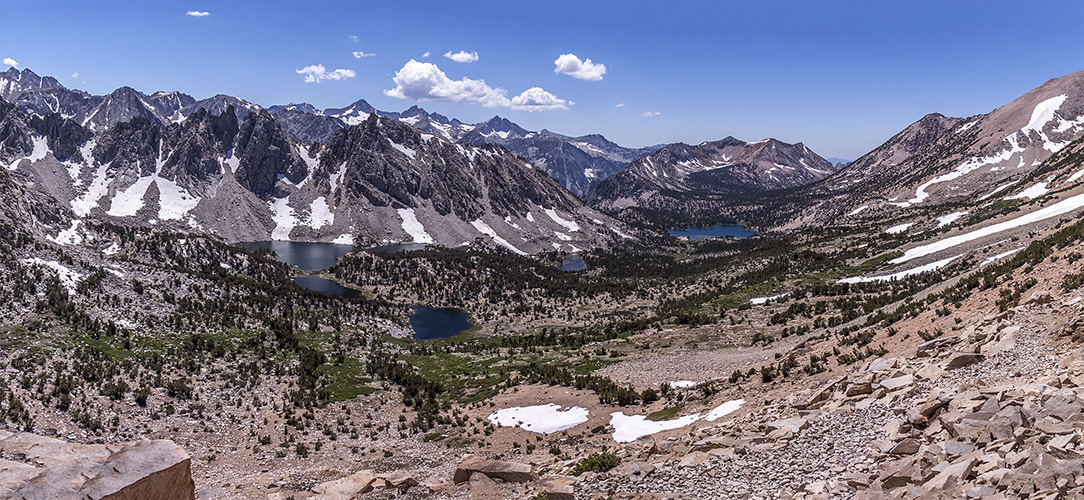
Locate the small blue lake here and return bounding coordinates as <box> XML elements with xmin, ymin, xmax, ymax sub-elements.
<box><xmin>239</xmin><ymin>241</ymin><xmax>355</xmax><ymax>271</ymax></box>
<box><xmin>409</xmin><ymin>306</ymin><xmax>473</xmax><ymax>340</ymax></box>
<box><xmin>559</xmin><ymin>254</ymin><xmax>587</xmax><ymax>271</ymax></box>
<box><xmin>668</xmin><ymin>225</ymin><xmax>755</xmax><ymax>241</ymax></box>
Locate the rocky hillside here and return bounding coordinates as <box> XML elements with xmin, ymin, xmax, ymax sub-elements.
<box><xmin>1</xmin><ymin>98</ymin><xmax>621</xmax><ymax>253</ymax></box>
<box><xmin>587</xmin><ymin>136</ymin><xmax>837</xmax><ymax>225</ymax></box>
<box><xmin>716</xmin><ymin>70</ymin><xmax>1084</xmax><ymax>231</ymax></box>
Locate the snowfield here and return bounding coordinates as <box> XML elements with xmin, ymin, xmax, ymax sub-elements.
<box><xmin>471</xmin><ymin>219</ymin><xmax>526</xmax><ymax>255</ymax></box>
<box><xmin>839</xmin><ymin>254</ymin><xmax>963</xmax><ymax>284</ymax></box>
<box><xmin>610</xmin><ymin>399</ymin><xmax>746</xmax><ymax>442</ymax></box>
<box><xmin>397</xmin><ymin>208</ymin><xmax>434</xmax><ymax>243</ymax></box>
<box><xmin>545</xmin><ymin>208</ymin><xmax>580</xmax><ymax>232</ymax></box>
<box><xmin>1007</xmin><ymin>182</ymin><xmax>1050</xmax><ymax>200</ymax></box>
<box><xmin>488</xmin><ymin>404</ymin><xmax>589</xmax><ymax>435</ymax></box>
<box><xmin>891</xmin><ymin>192</ymin><xmax>1084</xmax><ymax>264</ymax></box>
<box><xmin>270</xmin><ymin>197</ymin><xmax>298</xmax><ymax>241</ymax></box>
<box><xmin>751</xmin><ymin>292</ymin><xmax>789</xmax><ymax>305</ymax></box>
<box><xmin>309</xmin><ymin>197</ymin><xmax>334</xmax><ymax>229</ymax></box>
<box><xmin>47</xmin><ymin>220</ymin><xmax>83</xmax><ymax>246</ymax></box>
<box><xmin>609</xmin><ymin>411</ymin><xmax>702</xmax><ymax>443</ymax></box>
<box><xmin>885</xmin><ymin>223</ymin><xmax>913</xmax><ymax>234</ymax></box>
<box><xmin>21</xmin><ymin>258</ymin><xmax>83</xmax><ymax>294</ymax></box>
<box><xmin>936</xmin><ymin>211</ymin><xmax>969</xmax><ymax>228</ymax></box>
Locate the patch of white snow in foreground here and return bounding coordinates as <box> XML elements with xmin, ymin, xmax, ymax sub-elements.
<box><xmin>891</xmin><ymin>192</ymin><xmax>1084</xmax><ymax>264</ymax></box>
<box><xmin>751</xmin><ymin>292</ymin><xmax>789</xmax><ymax>305</ymax></box>
<box><xmin>839</xmin><ymin>255</ymin><xmax>963</xmax><ymax>284</ymax></box>
<box><xmin>610</xmin><ymin>399</ymin><xmax>745</xmax><ymax>443</ymax></box>
<box><xmin>488</xmin><ymin>404</ymin><xmax>589</xmax><ymax>435</ymax></box>
<box><xmin>332</xmin><ymin>234</ymin><xmax>354</xmax><ymax>245</ymax></box>
<box><xmin>704</xmin><ymin>399</ymin><xmax>745</xmax><ymax>422</ymax></box>
<box><xmin>848</xmin><ymin>205</ymin><xmax>869</xmax><ymax>216</ymax></box>
<box><xmin>7</xmin><ymin>136</ymin><xmax>49</xmax><ymax>170</ymax></box>
<box><xmin>471</xmin><ymin>219</ymin><xmax>527</xmax><ymax>255</ymax></box>
<box><xmin>21</xmin><ymin>258</ymin><xmax>83</xmax><ymax>294</ymax></box>
<box><xmin>397</xmin><ymin>208</ymin><xmax>434</xmax><ymax>243</ymax></box>
<box><xmin>545</xmin><ymin>208</ymin><xmax>580</xmax><ymax>232</ymax></box>
<box><xmin>885</xmin><ymin>223</ymin><xmax>913</xmax><ymax>234</ymax></box>
<box><xmin>982</xmin><ymin>248</ymin><xmax>1025</xmax><ymax>266</ymax></box>
<box><xmin>610</xmin><ymin>412</ymin><xmax>702</xmax><ymax>443</ymax></box>
<box><xmin>669</xmin><ymin>381</ymin><xmax>697</xmax><ymax>389</ymax></box>
<box><xmin>936</xmin><ymin>211</ymin><xmax>968</xmax><ymax>228</ymax></box>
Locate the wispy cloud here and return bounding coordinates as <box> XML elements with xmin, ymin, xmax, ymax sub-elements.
<box><xmin>352</xmin><ymin>51</ymin><xmax>375</xmax><ymax>58</ymax></box>
<box><xmin>615</xmin><ymin>103</ymin><xmax>626</xmax><ymax>108</ymax></box>
<box><xmin>385</xmin><ymin>60</ymin><xmax>508</xmax><ymax>107</ymax></box>
<box><xmin>511</xmin><ymin>87</ymin><xmax>570</xmax><ymax>112</ymax></box>
<box><xmin>2</xmin><ymin>58</ymin><xmax>17</xmax><ymax>68</ymax></box>
<box><xmin>71</xmin><ymin>72</ymin><xmax>79</xmax><ymax>79</ymax></box>
<box><xmin>349</xmin><ymin>35</ymin><xmax>360</xmax><ymax>42</ymax></box>
<box><xmin>422</xmin><ymin>51</ymin><xmax>430</xmax><ymax>58</ymax></box>
<box><xmin>444</xmin><ymin>50</ymin><xmax>479</xmax><ymax>63</ymax></box>
<box><xmin>296</xmin><ymin>64</ymin><xmax>356</xmax><ymax>83</ymax></box>
<box><xmin>554</xmin><ymin>53</ymin><xmax>606</xmax><ymax>81</ymax></box>
<box><xmin>185</xmin><ymin>10</ymin><xmax>210</xmax><ymax>17</ymax></box>
<box><xmin>642</xmin><ymin>111</ymin><xmax>661</xmax><ymax>117</ymax></box>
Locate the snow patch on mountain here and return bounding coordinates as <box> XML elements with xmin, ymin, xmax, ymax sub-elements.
<box><xmin>1007</xmin><ymin>182</ymin><xmax>1050</xmax><ymax>200</ymax></box>
<box><xmin>397</xmin><ymin>208</ymin><xmax>433</xmax><ymax>243</ymax></box>
<box><xmin>21</xmin><ymin>258</ymin><xmax>83</xmax><ymax>294</ymax></box>
<box><xmin>839</xmin><ymin>254</ymin><xmax>963</xmax><ymax>284</ymax></box>
<box><xmin>71</xmin><ymin>161</ymin><xmax>113</xmax><ymax>217</ymax></box>
<box><xmin>309</xmin><ymin>197</ymin><xmax>333</xmax><ymax>229</ymax></box>
<box><xmin>269</xmin><ymin>197</ymin><xmax>298</xmax><ymax>240</ymax></box>
<box><xmin>47</xmin><ymin>220</ymin><xmax>83</xmax><ymax>246</ymax></box>
<box><xmin>936</xmin><ymin>211</ymin><xmax>968</xmax><ymax>227</ymax></box>
<box><xmin>545</xmin><ymin>208</ymin><xmax>580</xmax><ymax>232</ymax></box>
<box><xmin>891</xmin><ymin>192</ymin><xmax>1084</xmax><ymax>264</ymax></box>
<box><xmin>388</xmin><ymin>139</ymin><xmax>416</xmax><ymax>159</ymax></box>
<box><xmin>471</xmin><ymin>219</ymin><xmax>526</xmax><ymax>255</ymax></box>
<box><xmin>106</xmin><ymin>176</ymin><xmax>154</xmax><ymax>217</ymax></box>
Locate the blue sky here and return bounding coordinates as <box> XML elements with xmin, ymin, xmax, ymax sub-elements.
<box><xmin>1</xmin><ymin>1</ymin><xmax>1081</xmax><ymax>159</ymax></box>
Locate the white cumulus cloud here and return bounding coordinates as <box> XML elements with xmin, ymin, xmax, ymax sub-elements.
<box><xmin>296</xmin><ymin>65</ymin><xmax>356</xmax><ymax>83</ymax></box>
<box><xmin>444</xmin><ymin>50</ymin><xmax>479</xmax><ymax>63</ymax></box>
<box><xmin>186</xmin><ymin>10</ymin><xmax>210</xmax><ymax>17</ymax></box>
<box><xmin>352</xmin><ymin>51</ymin><xmax>375</xmax><ymax>58</ymax></box>
<box><xmin>384</xmin><ymin>59</ymin><xmax>509</xmax><ymax>107</ymax></box>
<box><xmin>643</xmin><ymin>111</ymin><xmax>661</xmax><ymax>117</ymax></box>
<box><xmin>71</xmin><ymin>72</ymin><xmax>79</xmax><ymax>79</ymax></box>
<box><xmin>554</xmin><ymin>53</ymin><xmax>606</xmax><ymax>81</ymax></box>
<box><xmin>510</xmin><ymin>87</ymin><xmax>570</xmax><ymax>112</ymax></box>
<box><xmin>422</xmin><ymin>51</ymin><xmax>430</xmax><ymax>58</ymax></box>
<box><xmin>615</xmin><ymin>103</ymin><xmax>625</xmax><ymax>108</ymax></box>
<box><xmin>3</xmin><ymin>58</ymin><xmax>18</xmax><ymax>68</ymax></box>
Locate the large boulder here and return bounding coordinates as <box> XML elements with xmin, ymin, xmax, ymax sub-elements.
<box><xmin>0</xmin><ymin>431</ymin><xmax>194</xmax><ymax>500</ymax></box>
<box><xmin>310</xmin><ymin>469</ymin><xmax>378</xmax><ymax>499</ymax></box>
<box><xmin>453</xmin><ymin>455</ymin><xmax>536</xmax><ymax>484</ymax></box>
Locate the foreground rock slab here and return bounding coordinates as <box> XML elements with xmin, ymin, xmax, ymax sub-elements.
<box><xmin>0</xmin><ymin>431</ymin><xmax>194</xmax><ymax>500</ymax></box>
<box><xmin>454</xmin><ymin>454</ymin><xmax>537</xmax><ymax>484</ymax></box>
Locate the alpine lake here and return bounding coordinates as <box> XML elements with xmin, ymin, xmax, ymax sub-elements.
<box><xmin>239</xmin><ymin>241</ymin><xmax>472</xmax><ymax>339</ymax></box>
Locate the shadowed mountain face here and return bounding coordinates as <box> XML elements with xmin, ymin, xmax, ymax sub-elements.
<box><xmin>0</xmin><ymin>93</ymin><xmax>623</xmax><ymax>253</ymax></box>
